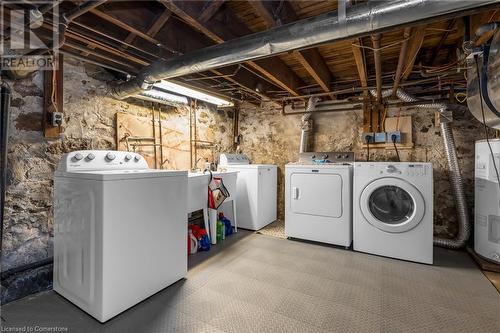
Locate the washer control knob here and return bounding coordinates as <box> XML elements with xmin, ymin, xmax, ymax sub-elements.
<box><xmin>73</xmin><ymin>153</ymin><xmax>83</xmax><ymax>161</ymax></box>
<box><xmin>321</xmin><ymin>154</ymin><xmax>328</xmax><ymax>159</ymax></box>
<box><xmin>125</xmin><ymin>154</ymin><xmax>133</xmax><ymax>161</ymax></box>
<box><xmin>337</xmin><ymin>154</ymin><xmax>342</xmax><ymax>159</ymax></box>
<box><xmin>105</xmin><ymin>152</ymin><xmax>116</xmax><ymax>161</ymax></box>
<box><xmin>86</xmin><ymin>153</ymin><xmax>95</xmax><ymax>161</ymax></box>
<box><xmin>344</xmin><ymin>154</ymin><xmax>350</xmax><ymax>159</ymax></box>
<box><xmin>386</xmin><ymin>165</ymin><xmax>397</xmax><ymax>173</ymax></box>
<box><xmin>134</xmin><ymin>155</ymin><xmax>141</xmax><ymax>162</ymax></box>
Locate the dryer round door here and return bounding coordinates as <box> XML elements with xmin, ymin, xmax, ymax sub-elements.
<box><xmin>360</xmin><ymin>177</ymin><xmax>425</xmax><ymax>233</ymax></box>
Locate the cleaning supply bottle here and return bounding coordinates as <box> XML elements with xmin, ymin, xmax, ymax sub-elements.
<box><xmin>216</xmin><ymin>219</ymin><xmax>224</xmax><ymax>242</ymax></box>
<box><xmin>219</xmin><ymin>212</ymin><xmax>233</xmax><ymax>236</ymax></box>
<box><xmin>188</xmin><ymin>229</ymin><xmax>198</xmax><ymax>255</ymax></box>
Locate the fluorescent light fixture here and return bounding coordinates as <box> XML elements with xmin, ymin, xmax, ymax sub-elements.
<box><xmin>154</xmin><ymin>80</ymin><xmax>233</xmax><ymax>107</ymax></box>
<box><xmin>136</xmin><ymin>89</ymin><xmax>188</xmax><ymax>106</ymax></box>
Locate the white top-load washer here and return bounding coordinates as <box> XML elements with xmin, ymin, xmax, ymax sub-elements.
<box><xmin>53</xmin><ymin>150</ymin><xmax>187</xmax><ymax>322</ymax></box>
<box><xmin>219</xmin><ymin>154</ymin><xmax>277</xmax><ymax>230</ymax></box>
<box><xmin>353</xmin><ymin>162</ymin><xmax>433</xmax><ymax>264</ymax></box>
<box><xmin>285</xmin><ymin>152</ymin><xmax>354</xmax><ymax>247</ymax></box>
<box><xmin>475</xmin><ymin>139</ymin><xmax>500</xmax><ymax>264</ymax></box>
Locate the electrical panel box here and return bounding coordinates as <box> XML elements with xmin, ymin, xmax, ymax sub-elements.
<box><xmin>374</xmin><ymin>132</ymin><xmax>387</xmax><ymax>143</ymax></box>
<box><xmin>386</xmin><ymin>131</ymin><xmax>401</xmax><ymax>143</ymax></box>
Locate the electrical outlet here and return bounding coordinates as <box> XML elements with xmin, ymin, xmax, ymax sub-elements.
<box><xmin>50</xmin><ymin>112</ymin><xmax>63</xmax><ymax>127</ymax></box>
<box><xmin>362</xmin><ymin>132</ymin><xmax>375</xmax><ymax>143</ymax></box>
<box><xmin>387</xmin><ymin>131</ymin><xmax>401</xmax><ymax>143</ymax></box>
<box><xmin>374</xmin><ymin>132</ymin><xmax>386</xmax><ymax>143</ymax></box>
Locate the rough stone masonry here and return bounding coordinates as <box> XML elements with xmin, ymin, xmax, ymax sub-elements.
<box><xmin>0</xmin><ymin>59</ymin><xmax>234</xmax><ymax>303</ymax></box>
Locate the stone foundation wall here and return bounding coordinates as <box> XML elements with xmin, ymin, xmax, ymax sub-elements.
<box><xmin>0</xmin><ymin>59</ymin><xmax>234</xmax><ymax>303</ymax></box>
<box><xmin>238</xmin><ymin>101</ymin><xmax>484</xmax><ymax>239</ymax></box>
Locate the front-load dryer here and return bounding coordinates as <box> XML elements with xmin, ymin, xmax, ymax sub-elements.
<box><xmin>285</xmin><ymin>152</ymin><xmax>353</xmax><ymax>247</ymax></box>
<box><xmin>353</xmin><ymin>162</ymin><xmax>433</xmax><ymax>264</ymax></box>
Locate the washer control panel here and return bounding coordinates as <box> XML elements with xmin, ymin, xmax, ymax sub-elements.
<box><xmin>219</xmin><ymin>153</ymin><xmax>250</xmax><ymax>165</ymax></box>
<box><xmin>57</xmin><ymin>150</ymin><xmax>149</xmax><ymax>172</ymax></box>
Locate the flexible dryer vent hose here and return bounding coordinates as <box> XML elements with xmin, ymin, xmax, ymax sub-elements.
<box><xmin>369</xmin><ymin>88</ymin><xmax>470</xmax><ymax>249</ymax></box>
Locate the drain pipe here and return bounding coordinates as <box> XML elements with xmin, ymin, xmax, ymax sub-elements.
<box><xmin>1</xmin><ymin>79</ymin><xmax>12</xmax><ymax>255</ymax></box>
<box><xmin>370</xmin><ymin>88</ymin><xmax>470</xmax><ymax>249</ymax></box>
<box><xmin>299</xmin><ymin>97</ymin><xmax>319</xmax><ymax>153</ymax></box>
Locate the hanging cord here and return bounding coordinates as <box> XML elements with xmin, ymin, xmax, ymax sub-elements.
<box><xmin>392</xmin><ymin>134</ymin><xmax>401</xmax><ymax>162</ymax></box>
<box><xmin>474</xmin><ymin>55</ymin><xmax>500</xmax><ymax>188</ymax></box>
<box><xmin>365</xmin><ymin>135</ymin><xmax>372</xmax><ymax>162</ymax></box>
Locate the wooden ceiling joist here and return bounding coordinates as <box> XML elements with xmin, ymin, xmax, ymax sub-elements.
<box><xmin>198</xmin><ymin>0</ymin><xmax>226</xmax><ymax>24</ymax></box>
<box><xmin>160</xmin><ymin>0</ymin><xmax>303</xmax><ymax>96</ymax></box>
<box><xmin>402</xmin><ymin>26</ymin><xmax>427</xmax><ymax>81</ymax></box>
<box><xmin>123</xmin><ymin>9</ymin><xmax>172</xmax><ymax>47</ymax></box>
<box><xmin>247</xmin><ymin>0</ymin><xmax>333</xmax><ymax>95</ymax></box>
<box><xmin>352</xmin><ymin>38</ymin><xmax>368</xmax><ymax>95</ymax></box>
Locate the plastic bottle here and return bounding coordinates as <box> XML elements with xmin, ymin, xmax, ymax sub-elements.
<box><xmin>188</xmin><ymin>229</ymin><xmax>198</xmax><ymax>255</ymax></box>
<box><xmin>216</xmin><ymin>220</ymin><xmax>224</xmax><ymax>242</ymax></box>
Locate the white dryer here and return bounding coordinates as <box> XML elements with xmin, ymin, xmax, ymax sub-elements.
<box><xmin>285</xmin><ymin>152</ymin><xmax>353</xmax><ymax>247</ymax></box>
<box><xmin>219</xmin><ymin>154</ymin><xmax>277</xmax><ymax>230</ymax></box>
<box><xmin>54</xmin><ymin>150</ymin><xmax>187</xmax><ymax>322</ymax></box>
<box><xmin>353</xmin><ymin>162</ymin><xmax>433</xmax><ymax>264</ymax></box>
<box><xmin>475</xmin><ymin>139</ymin><xmax>500</xmax><ymax>264</ymax></box>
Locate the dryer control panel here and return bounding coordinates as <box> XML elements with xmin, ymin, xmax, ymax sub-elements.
<box><xmin>298</xmin><ymin>152</ymin><xmax>354</xmax><ymax>164</ymax></box>
<box><xmin>57</xmin><ymin>150</ymin><xmax>149</xmax><ymax>172</ymax></box>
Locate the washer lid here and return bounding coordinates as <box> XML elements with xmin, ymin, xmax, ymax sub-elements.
<box><xmin>221</xmin><ymin>164</ymin><xmax>276</xmax><ymax>169</ymax></box>
<box><xmin>360</xmin><ymin>177</ymin><xmax>425</xmax><ymax>233</ymax></box>
<box><xmin>55</xmin><ymin>169</ymin><xmax>187</xmax><ymax>181</ymax></box>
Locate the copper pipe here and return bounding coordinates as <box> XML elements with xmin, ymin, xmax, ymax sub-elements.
<box><xmin>393</xmin><ymin>28</ymin><xmax>412</xmax><ymax>98</ymax></box>
<box><xmin>152</xmin><ymin>104</ymin><xmax>158</xmax><ymax>169</ymax></box>
<box><xmin>158</xmin><ymin>106</ymin><xmax>164</xmax><ymax>169</ymax></box>
<box><xmin>371</xmin><ymin>34</ymin><xmax>382</xmax><ymax>103</ymax></box>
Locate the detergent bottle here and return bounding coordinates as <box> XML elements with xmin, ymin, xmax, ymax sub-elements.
<box><xmin>216</xmin><ymin>219</ymin><xmax>224</xmax><ymax>242</ymax></box>
<box><xmin>188</xmin><ymin>229</ymin><xmax>198</xmax><ymax>255</ymax></box>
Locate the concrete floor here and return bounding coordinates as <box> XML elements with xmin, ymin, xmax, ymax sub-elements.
<box><xmin>1</xmin><ymin>230</ymin><xmax>499</xmax><ymax>333</ymax></box>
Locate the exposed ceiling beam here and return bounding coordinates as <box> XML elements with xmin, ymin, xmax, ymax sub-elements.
<box><xmin>160</xmin><ymin>0</ymin><xmax>303</xmax><ymax>96</ymax></box>
<box><xmin>402</xmin><ymin>26</ymin><xmax>427</xmax><ymax>81</ymax></box>
<box><xmin>123</xmin><ymin>9</ymin><xmax>172</xmax><ymax>47</ymax></box>
<box><xmin>247</xmin><ymin>0</ymin><xmax>333</xmax><ymax>95</ymax></box>
<box><xmin>89</xmin><ymin>8</ymin><xmax>160</xmax><ymax>46</ymax></box>
<box><xmin>428</xmin><ymin>19</ymin><xmax>456</xmax><ymax>65</ymax></box>
<box><xmin>292</xmin><ymin>49</ymin><xmax>331</xmax><ymax>94</ymax></box>
<box><xmin>198</xmin><ymin>0</ymin><xmax>226</xmax><ymax>23</ymax></box>
<box><xmin>247</xmin><ymin>0</ymin><xmax>276</xmax><ymax>27</ymax></box>
<box><xmin>81</xmin><ymin>6</ymin><xmax>262</xmax><ymax>100</ymax></box>
<box><xmin>393</xmin><ymin>27</ymin><xmax>412</xmax><ymax>96</ymax></box>
<box><xmin>352</xmin><ymin>38</ymin><xmax>368</xmax><ymax>95</ymax></box>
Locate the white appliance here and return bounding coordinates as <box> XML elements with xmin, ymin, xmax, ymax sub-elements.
<box><xmin>219</xmin><ymin>154</ymin><xmax>277</xmax><ymax>230</ymax></box>
<box><xmin>285</xmin><ymin>152</ymin><xmax>354</xmax><ymax>247</ymax></box>
<box><xmin>53</xmin><ymin>150</ymin><xmax>187</xmax><ymax>322</ymax></box>
<box><xmin>475</xmin><ymin>139</ymin><xmax>500</xmax><ymax>264</ymax></box>
<box><xmin>353</xmin><ymin>162</ymin><xmax>433</xmax><ymax>264</ymax></box>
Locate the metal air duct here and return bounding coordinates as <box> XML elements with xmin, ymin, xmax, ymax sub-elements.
<box><xmin>299</xmin><ymin>97</ymin><xmax>320</xmax><ymax>153</ymax></box>
<box><xmin>110</xmin><ymin>0</ymin><xmax>499</xmax><ymax>99</ymax></box>
<box><xmin>467</xmin><ymin>28</ymin><xmax>500</xmax><ymax>129</ymax></box>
